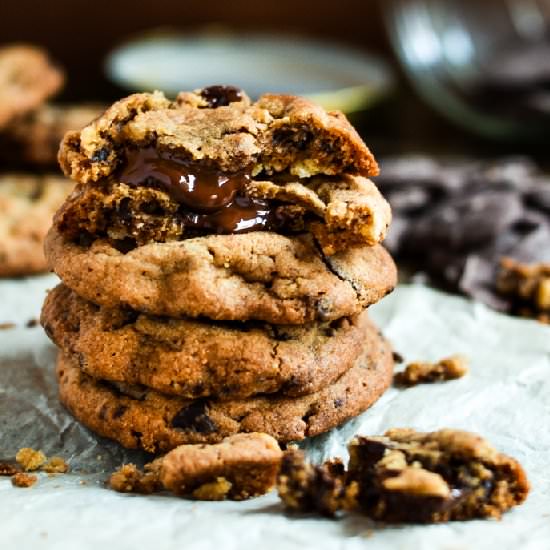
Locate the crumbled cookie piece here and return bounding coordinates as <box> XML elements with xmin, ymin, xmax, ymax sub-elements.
<box><xmin>394</xmin><ymin>355</ymin><xmax>469</xmax><ymax>387</ymax></box>
<box><xmin>42</xmin><ymin>456</ymin><xmax>69</xmax><ymax>474</ymax></box>
<box><xmin>0</xmin><ymin>322</ymin><xmax>16</xmax><ymax>330</ymax></box>
<box><xmin>277</xmin><ymin>447</ymin><xmax>351</xmax><ymax>516</ymax></box>
<box><xmin>109</xmin><ymin>462</ymin><xmax>161</xmax><ymax>494</ymax></box>
<box><xmin>11</xmin><ymin>472</ymin><xmax>37</xmax><ymax>488</ymax></box>
<box><xmin>497</xmin><ymin>257</ymin><xmax>550</xmax><ymax>323</ymax></box>
<box><xmin>159</xmin><ymin>433</ymin><xmax>282</xmax><ymax>500</ymax></box>
<box><xmin>0</xmin><ymin>462</ymin><xmax>19</xmax><ymax>476</ymax></box>
<box><xmin>191</xmin><ymin>477</ymin><xmax>233</xmax><ymax>501</ymax></box>
<box><xmin>16</xmin><ymin>448</ymin><xmax>46</xmax><ymax>471</ymax></box>
<box><xmin>347</xmin><ymin>428</ymin><xmax>529</xmax><ymax>522</ymax></box>
<box><xmin>277</xmin><ymin>429</ymin><xmax>529</xmax><ymax>523</ymax></box>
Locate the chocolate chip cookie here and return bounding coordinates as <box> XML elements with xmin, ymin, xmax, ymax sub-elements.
<box><xmin>159</xmin><ymin>433</ymin><xmax>282</xmax><ymax>500</ymax></box>
<box><xmin>0</xmin><ymin>44</ymin><xmax>63</xmax><ymax>129</ymax></box>
<box><xmin>1</xmin><ymin>103</ymin><xmax>104</xmax><ymax>167</ymax></box>
<box><xmin>45</xmin><ymin>228</ymin><xmax>396</xmax><ymax>324</ymax></box>
<box><xmin>277</xmin><ymin>428</ymin><xmax>529</xmax><ymax>523</ymax></box>
<box><xmin>59</xmin><ymin>88</ymin><xmax>378</xmax><ymax>183</ymax></box>
<box><xmin>42</xmin><ymin>284</ymin><xmax>377</xmax><ymax>399</ymax></box>
<box><xmin>53</xmin><ymin>87</ymin><xmax>389</xmax><ymax>255</ymax></box>
<box><xmin>347</xmin><ymin>428</ymin><xmax>529</xmax><ymax>522</ymax></box>
<box><xmin>0</xmin><ymin>174</ymin><xmax>73</xmax><ymax>276</ymax></box>
<box><xmin>56</xmin><ymin>327</ymin><xmax>393</xmax><ymax>451</ymax></box>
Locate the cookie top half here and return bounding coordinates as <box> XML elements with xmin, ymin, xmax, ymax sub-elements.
<box><xmin>54</xmin><ymin>87</ymin><xmax>390</xmax><ymax>255</ymax></box>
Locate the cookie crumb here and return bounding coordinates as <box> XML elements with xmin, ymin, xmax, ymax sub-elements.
<box><xmin>15</xmin><ymin>448</ymin><xmax>47</xmax><ymax>471</ymax></box>
<box><xmin>42</xmin><ymin>456</ymin><xmax>69</xmax><ymax>474</ymax></box>
<box><xmin>26</xmin><ymin>318</ymin><xmax>39</xmax><ymax>328</ymax></box>
<box><xmin>109</xmin><ymin>463</ymin><xmax>161</xmax><ymax>494</ymax></box>
<box><xmin>11</xmin><ymin>472</ymin><xmax>37</xmax><ymax>488</ymax></box>
<box><xmin>191</xmin><ymin>477</ymin><xmax>232</xmax><ymax>500</ymax></box>
<box><xmin>497</xmin><ymin>258</ymin><xmax>550</xmax><ymax>323</ymax></box>
<box><xmin>394</xmin><ymin>355</ymin><xmax>468</xmax><ymax>387</ymax></box>
<box><xmin>0</xmin><ymin>322</ymin><xmax>16</xmax><ymax>330</ymax></box>
<box><xmin>277</xmin><ymin>447</ymin><xmax>351</xmax><ymax>516</ymax></box>
<box><xmin>0</xmin><ymin>462</ymin><xmax>19</xmax><ymax>476</ymax></box>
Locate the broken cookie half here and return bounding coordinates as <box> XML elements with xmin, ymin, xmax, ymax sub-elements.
<box><xmin>110</xmin><ymin>433</ymin><xmax>282</xmax><ymax>500</ymax></box>
<box><xmin>54</xmin><ymin>86</ymin><xmax>390</xmax><ymax>256</ymax></box>
<box><xmin>277</xmin><ymin>428</ymin><xmax>529</xmax><ymax>523</ymax></box>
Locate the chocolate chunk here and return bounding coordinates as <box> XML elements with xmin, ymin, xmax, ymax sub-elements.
<box><xmin>200</xmin><ymin>85</ymin><xmax>243</xmax><ymax>108</ymax></box>
<box><xmin>113</xmin><ymin>404</ymin><xmax>128</xmax><ymax>419</ymax></box>
<box><xmin>91</xmin><ymin>147</ymin><xmax>110</xmax><ymax>163</ymax></box>
<box><xmin>171</xmin><ymin>400</ymin><xmax>217</xmax><ymax>433</ymax></box>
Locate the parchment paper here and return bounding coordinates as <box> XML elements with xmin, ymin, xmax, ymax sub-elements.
<box><xmin>1</xmin><ymin>275</ymin><xmax>549</xmax><ymax>550</ymax></box>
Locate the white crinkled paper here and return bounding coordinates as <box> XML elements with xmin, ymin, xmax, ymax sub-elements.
<box><xmin>0</xmin><ymin>275</ymin><xmax>549</xmax><ymax>550</ymax></box>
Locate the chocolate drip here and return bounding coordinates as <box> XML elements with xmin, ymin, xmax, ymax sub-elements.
<box><xmin>119</xmin><ymin>147</ymin><xmax>275</xmax><ymax>234</ymax></box>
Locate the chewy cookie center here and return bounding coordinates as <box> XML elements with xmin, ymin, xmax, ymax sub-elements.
<box><xmin>119</xmin><ymin>147</ymin><xmax>276</xmax><ymax>234</ymax></box>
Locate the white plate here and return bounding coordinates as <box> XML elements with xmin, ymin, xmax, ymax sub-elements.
<box><xmin>106</xmin><ymin>31</ymin><xmax>394</xmax><ymax>112</ymax></box>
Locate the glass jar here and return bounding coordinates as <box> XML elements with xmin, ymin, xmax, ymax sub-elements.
<box><xmin>383</xmin><ymin>0</ymin><xmax>550</xmax><ymax>140</ymax></box>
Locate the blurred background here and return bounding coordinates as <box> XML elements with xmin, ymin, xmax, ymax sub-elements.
<box><xmin>3</xmin><ymin>0</ymin><xmax>550</xmax><ymax>159</ymax></box>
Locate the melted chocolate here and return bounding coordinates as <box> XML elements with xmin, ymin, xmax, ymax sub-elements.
<box><xmin>119</xmin><ymin>147</ymin><xmax>274</xmax><ymax>234</ymax></box>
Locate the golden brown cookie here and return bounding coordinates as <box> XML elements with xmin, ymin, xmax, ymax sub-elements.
<box><xmin>0</xmin><ymin>174</ymin><xmax>73</xmax><ymax>276</ymax></box>
<box><xmin>56</xmin><ymin>327</ymin><xmax>394</xmax><ymax>451</ymax></box>
<box><xmin>159</xmin><ymin>433</ymin><xmax>282</xmax><ymax>500</ymax></box>
<box><xmin>45</xmin><ymin>227</ymin><xmax>396</xmax><ymax>323</ymax></box>
<box><xmin>53</xmin><ymin>173</ymin><xmax>391</xmax><ymax>256</ymax></box>
<box><xmin>2</xmin><ymin>103</ymin><xmax>104</xmax><ymax>166</ymax></box>
<box><xmin>53</xmin><ymin>87</ymin><xmax>387</xmax><ymax>255</ymax></box>
<box><xmin>42</xmin><ymin>284</ymin><xmax>377</xmax><ymax>399</ymax></box>
<box><xmin>346</xmin><ymin>428</ymin><xmax>530</xmax><ymax>522</ymax></box>
<box><xmin>276</xmin><ymin>429</ymin><xmax>529</xmax><ymax>523</ymax></box>
<box><xmin>0</xmin><ymin>44</ymin><xmax>63</xmax><ymax>129</ymax></box>
<box><xmin>59</xmin><ymin>88</ymin><xmax>378</xmax><ymax>183</ymax></box>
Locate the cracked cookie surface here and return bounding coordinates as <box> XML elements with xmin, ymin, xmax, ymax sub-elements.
<box><xmin>56</xmin><ymin>328</ymin><xmax>393</xmax><ymax>451</ymax></box>
<box><xmin>45</xmin><ymin>228</ymin><xmax>396</xmax><ymax>323</ymax></box>
<box><xmin>0</xmin><ymin>174</ymin><xmax>73</xmax><ymax>276</ymax></box>
<box><xmin>42</xmin><ymin>284</ymin><xmax>376</xmax><ymax>399</ymax></box>
<box><xmin>0</xmin><ymin>44</ymin><xmax>63</xmax><ymax>129</ymax></box>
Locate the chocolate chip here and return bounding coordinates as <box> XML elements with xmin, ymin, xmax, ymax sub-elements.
<box><xmin>171</xmin><ymin>400</ymin><xmax>217</xmax><ymax>433</ymax></box>
<box><xmin>333</xmin><ymin>398</ymin><xmax>344</xmax><ymax>408</ymax></box>
<box><xmin>392</xmin><ymin>351</ymin><xmax>404</xmax><ymax>364</ymax></box>
<box><xmin>99</xmin><ymin>403</ymin><xmax>108</xmax><ymax>421</ymax></box>
<box><xmin>200</xmin><ymin>85</ymin><xmax>243</xmax><ymax>108</ymax></box>
<box><xmin>112</xmin><ymin>405</ymin><xmax>127</xmax><ymax>419</ymax></box>
<box><xmin>272</xmin><ymin>127</ymin><xmax>313</xmax><ymax>150</ymax></box>
<box><xmin>91</xmin><ymin>147</ymin><xmax>110</xmax><ymax>163</ymax></box>
<box><xmin>112</xmin><ymin>237</ymin><xmax>137</xmax><ymax>254</ymax></box>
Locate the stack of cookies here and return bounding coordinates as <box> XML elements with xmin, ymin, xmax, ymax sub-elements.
<box><xmin>41</xmin><ymin>86</ymin><xmax>397</xmax><ymax>453</ymax></box>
